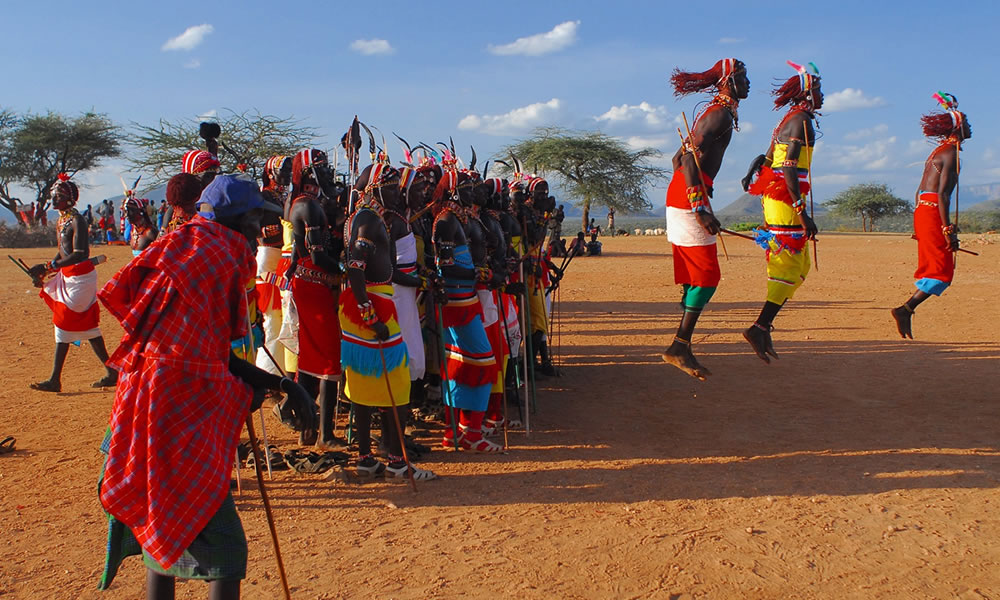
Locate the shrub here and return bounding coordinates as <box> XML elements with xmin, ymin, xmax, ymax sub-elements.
<box><xmin>0</xmin><ymin>223</ymin><xmax>56</xmax><ymax>248</ymax></box>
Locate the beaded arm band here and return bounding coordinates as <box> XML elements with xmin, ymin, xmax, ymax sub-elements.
<box><xmin>686</xmin><ymin>186</ymin><xmax>709</xmax><ymax>213</ymax></box>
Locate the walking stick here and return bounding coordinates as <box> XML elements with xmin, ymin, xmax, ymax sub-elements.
<box><xmin>680</xmin><ymin>115</ymin><xmax>730</xmax><ymax>261</ymax></box>
<box><xmin>245</xmin><ymin>300</ymin><xmax>273</xmax><ymax>480</ymax></box>
<box><xmin>246</xmin><ymin>417</ymin><xmax>293</xmax><ymax>600</ymax></box>
<box><xmin>802</xmin><ymin>121</ymin><xmax>819</xmax><ymax>270</ymax></box>
<box><xmin>719</xmin><ymin>228</ymin><xmax>757</xmax><ymax>242</ymax></box>
<box><xmin>376</xmin><ymin>339</ymin><xmax>418</xmax><ymax>493</ymax></box>
<box><xmin>434</xmin><ymin>301</ymin><xmax>463</xmax><ymax>449</ymax></box>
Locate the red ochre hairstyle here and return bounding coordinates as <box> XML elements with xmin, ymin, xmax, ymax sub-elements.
<box><xmin>920</xmin><ymin>111</ymin><xmax>967</xmax><ymax>139</ymax></box>
<box><xmin>772</xmin><ymin>75</ymin><xmax>807</xmax><ymax>109</ymax></box>
<box><xmin>670</xmin><ymin>58</ymin><xmax>740</xmax><ymax>97</ymax></box>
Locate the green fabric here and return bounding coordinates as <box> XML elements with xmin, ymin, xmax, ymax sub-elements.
<box><xmin>98</xmin><ymin>425</ymin><xmax>246</xmax><ymax>589</ymax></box>
<box><xmin>682</xmin><ymin>284</ymin><xmax>717</xmax><ymax>310</ymax></box>
<box><xmin>141</xmin><ymin>492</ymin><xmax>247</xmax><ymax>581</ymax></box>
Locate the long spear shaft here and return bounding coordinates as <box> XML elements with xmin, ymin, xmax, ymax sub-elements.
<box><xmin>954</xmin><ymin>139</ymin><xmax>962</xmax><ymax>267</ymax></box>
<box><xmin>679</xmin><ymin>115</ymin><xmax>729</xmax><ymax>260</ymax></box>
<box><xmin>802</xmin><ymin>121</ymin><xmax>819</xmax><ymax>270</ymax></box>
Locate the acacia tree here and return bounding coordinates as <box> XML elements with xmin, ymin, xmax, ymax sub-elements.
<box><xmin>129</xmin><ymin>109</ymin><xmax>317</xmax><ymax>186</ymax></box>
<box><xmin>0</xmin><ymin>110</ymin><xmax>121</xmax><ymax>224</ymax></box>
<box><xmin>825</xmin><ymin>182</ymin><xmax>911</xmax><ymax>232</ymax></box>
<box><xmin>498</xmin><ymin>127</ymin><xmax>668</xmax><ymax>231</ymax></box>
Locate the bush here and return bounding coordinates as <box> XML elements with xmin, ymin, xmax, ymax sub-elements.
<box><xmin>729</xmin><ymin>221</ymin><xmax>762</xmax><ymax>232</ymax></box>
<box><xmin>0</xmin><ymin>223</ymin><xmax>56</xmax><ymax>248</ymax></box>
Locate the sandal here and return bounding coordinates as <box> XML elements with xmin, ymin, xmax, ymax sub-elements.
<box><xmin>0</xmin><ymin>437</ymin><xmax>15</xmax><ymax>455</ymax></box>
<box><xmin>355</xmin><ymin>454</ymin><xmax>386</xmax><ymax>477</ymax></box>
<box><xmin>245</xmin><ymin>445</ymin><xmax>287</xmax><ymax>471</ymax></box>
<box><xmin>283</xmin><ymin>449</ymin><xmax>343</xmax><ymax>474</ymax></box>
<box><xmin>482</xmin><ymin>418</ymin><xmax>504</xmax><ymax>436</ymax></box>
<box><xmin>29</xmin><ymin>380</ymin><xmax>61</xmax><ymax>393</ymax></box>
<box><xmin>92</xmin><ymin>373</ymin><xmax>118</xmax><ymax>388</ymax></box>
<box><xmin>386</xmin><ymin>461</ymin><xmax>438</xmax><ymax>481</ymax></box>
<box><xmin>461</xmin><ymin>435</ymin><xmax>505</xmax><ymax>453</ymax></box>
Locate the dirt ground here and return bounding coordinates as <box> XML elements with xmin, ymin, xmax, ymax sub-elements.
<box><xmin>1</xmin><ymin>233</ymin><xmax>999</xmax><ymax>599</ymax></box>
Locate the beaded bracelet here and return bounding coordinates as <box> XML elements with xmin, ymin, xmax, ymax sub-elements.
<box><xmin>781</xmin><ymin>159</ymin><xmax>798</xmax><ymax>168</ymax></box>
<box><xmin>792</xmin><ymin>198</ymin><xmax>806</xmax><ymax>215</ymax></box>
<box><xmin>476</xmin><ymin>266</ymin><xmax>493</xmax><ymax>283</ymax></box>
<box><xmin>941</xmin><ymin>224</ymin><xmax>957</xmax><ymax>236</ymax></box>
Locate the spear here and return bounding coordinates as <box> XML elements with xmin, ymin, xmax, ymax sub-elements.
<box><xmin>679</xmin><ymin>115</ymin><xmax>729</xmax><ymax>260</ymax></box>
<box><xmin>802</xmin><ymin>121</ymin><xmax>819</xmax><ymax>270</ymax></box>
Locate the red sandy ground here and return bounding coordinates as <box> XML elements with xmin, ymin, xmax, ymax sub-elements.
<box><xmin>1</xmin><ymin>233</ymin><xmax>998</xmax><ymax>599</ymax></box>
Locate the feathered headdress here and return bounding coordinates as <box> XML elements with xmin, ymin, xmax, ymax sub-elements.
<box><xmin>772</xmin><ymin>60</ymin><xmax>821</xmax><ymax>109</ymax></box>
<box><xmin>922</xmin><ymin>91</ymin><xmax>967</xmax><ymax>139</ymax></box>
<box><xmin>53</xmin><ymin>172</ymin><xmax>80</xmax><ymax>205</ymax></box>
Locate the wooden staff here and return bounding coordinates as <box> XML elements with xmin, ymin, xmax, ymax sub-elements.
<box><xmin>802</xmin><ymin>121</ymin><xmax>819</xmax><ymax>270</ymax></box>
<box><xmin>376</xmin><ymin>340</ymin><xmax>418</xmax><ymax>493</ymax></box>
<box><xmin>719</xmin><ymin>228</ymin><xmax>757</xmax><ymax>242</ymax></box>
<box><xmin>245</xmin><ymin>417</ymin><xmax>293</xmax><ymax>600</ymax></box>
<box><xmin>517</xmin><ymin>256</ymin><xmax>532</xmax><ymax>435</ymax></box>
<box><xmin>954</xmin><ymin>139</ymin><xmax>961</xmax><ymax>266</ymax></box>
<box><xmin>496</xmin><ymin>293</ymin><xmax>517</xmax><ymax>451</ymax></box>
<box><xmin>678</xmin><ymin>116</ymin><xmax>729</xmax><ymax>260</ymax></box>
<box><xmin>244</xmin><ymin>299</ymin><xmax>274</xmax><ymax>481</ymax></box>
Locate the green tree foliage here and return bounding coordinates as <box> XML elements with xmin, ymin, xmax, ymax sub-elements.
<box><xmin>824</xmin><ymin>183</ymin><xmax>911</xmax><ymax>232</ymax></box>
<box><xmin>129</xmin><ymin>109</ymin><xmax>317</xmax><ymax>187</ymax></box>
<box><xmin>0</xmin><ymin>110</ymin><xmax>121</xmax><ymax>224</ymax></box>
<box><xmin>498</xmin><ymin>127</ymin><xmax>668</xmax><ymax>231</ymax></box>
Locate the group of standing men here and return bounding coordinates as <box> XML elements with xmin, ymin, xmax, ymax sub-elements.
<box><xmin>20</xmin><ymin>124</ymin><xmax>565</xmax><ymax>597</ymax></box>
<box><xmin>661</xmin><ymin>58</ymin><xmax>971</xmax><ymax>381</ymax></box>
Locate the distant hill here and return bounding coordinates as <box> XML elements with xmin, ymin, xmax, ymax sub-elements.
<box><xmin>961</xmin><ymin>183</ymin><xmax>1000</xmax><ymax>211</ymax></box>
<box><xmin>715</xmin><ymin>193</ymin><xmax>828</xmax><ymax>225</ymax></box>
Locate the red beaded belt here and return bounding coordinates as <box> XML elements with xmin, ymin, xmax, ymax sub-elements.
<box><xmin>294</xmin><ymin>266</ymin><xmax>340</xmax><ymax>287</ymax></box>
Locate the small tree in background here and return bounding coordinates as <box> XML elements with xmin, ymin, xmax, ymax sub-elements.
<box><xmin>825</xmin><ymin>183</ymin><xmax>911</xmax><ymax>232</ymax></box>
<box><xmin>498</xmin><ymin>127</ymin><xmax>668</xmax><ymax>232</ymax></box>
<box><xmin>0</xmin><ymin>110</ymin><xmax>121</xmax><ymax>223</ymax></box>
<box><xmin>129</xmin><ymin>109</ymin><xmax>317</xmax><ymax>187</ymax></box>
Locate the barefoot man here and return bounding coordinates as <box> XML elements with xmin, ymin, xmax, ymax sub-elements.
<box><xmin>891</xmin><ymin>92</ymin><xmax>971</xmax><ymax>338</ymax></box>
<box><xmin>742</xmin><ymin>60</ymin><xmax>821</xmax><ymax>363</ymax></box>
<box><xmin>28</xmin><ymin>174</ymin><xmax>118</xmax><ymax>392</ymax></box>
<box><xmin>661</xmin><ymin>58</ymin><xmax>749</xmax><ymax>379</ymax></box>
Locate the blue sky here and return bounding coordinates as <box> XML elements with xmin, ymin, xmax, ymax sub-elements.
<box><xmin>4</xmin><ymin>0</ymin><xmax>999</xmax><ymax>213</ymax></box>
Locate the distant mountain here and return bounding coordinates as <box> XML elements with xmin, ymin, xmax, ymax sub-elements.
<box><xmin>961</xmin><ymin>183</ymin><xmax>1000</xmax><ymax>211</ymax></box>
<box><xmin>715</xmin><ymin>192</ymin><xmax>828</xmax><ymax>224</ymax></box>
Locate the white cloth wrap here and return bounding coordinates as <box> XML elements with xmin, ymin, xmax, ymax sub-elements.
<box><xmin>43</xmin><ymin>268</ymin><xmax>102</xmax><ymax>343</ymax></box>
<box><xmin>391</xmin><ymin>233</ymin><xmax>425</xmax><ymax>381</ymax></box>
<box><xmin>666</xmin><ymin>207</ymin><xmax>717</xmax><ymax>247</ymax></box>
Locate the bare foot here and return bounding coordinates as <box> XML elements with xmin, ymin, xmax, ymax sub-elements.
<box><xmin>742</xmin><ymin>327</ymin><xmax>772</xmax><ymax>364</ymax></box>
<box><xmin>315</xmin><ymin>437</ymin><xmax>348</xmax><ymax>451</ymax></box>
<box><xmin>890</xmin><ymin>306</ymin><xmax>913</xmax><ymax>339</ymax></box>
<box><xmin>30</xmin><ymin>379</ymin><xmax>61</xmax><ymax>393</ymax></box>
<box><xmin>661</xmin><ymin>344</ymin><xmax>711</xmax><ymax>381</ymax></box>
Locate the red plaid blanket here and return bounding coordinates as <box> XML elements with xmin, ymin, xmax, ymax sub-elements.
<box><xmin>98</xmin><ymin>216</ymin><xmax>255</xmax><ymax>569</ymax></box>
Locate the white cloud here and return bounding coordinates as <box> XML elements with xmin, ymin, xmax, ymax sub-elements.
<box><xmin>811</xmin><ymin>174</ymin><xmax>852</xmax><ymax>185</ymax></box>
<box><xmin>488</xmin><ymin>20</ymin><xmax>580</xmax><ymax>56</ymax></box>
<box><xmin>458</xmin><ymin>98</ymin><xmax>562</xmax><ymax>135</ymax></box>
<box><xmin>820</xmin><ymin>137</ymin><xmax>898</xmax><ymax>171</ymax></box>
<box><xmin>718</xmin><ymin>37</ymin><xmax>745</xmax><ymax>44</ymax></box>
<box><xmin>823</xmin><ymin>88</ymin><xmax>887</xmax><ymax>112</ymax></box>
<box><xmin>198</xmin><ymin>109</ymin><xmax>218</xmax><ymax>120</ymax></box>
<box><xmin>349</xmin><ymin>38</ymin><xmax>394</xmax><ymax>56</ymax></box>
<box><xmin>844</xmin><ymin>123</ymin><xmax>889</xmax><ymax>141</ymax></box>
<box><xmin>184</xmin><ymin>58</ymin><xmax>201</xmax><ymax>69</ymax></box>
<box><xmin>162</xmin><ymin>24</ymin><xmax>214</xmax><ymax>52</ymax></box>
<box><xmin>739</xmin><ymin>121</ymin><xmax>755</xmax><ymax>133</ymax></box>
<box><xmin>458</xmin><ymin>98</ymin><xmax>563</xmax><ymax>136</ymax></box>
<box><xmin>622</xmin><ymin>135</ymin><xmax>669</xmax><ymax>150</ymax></box>
<box><xmin>595</xmin><ymin>102</ymin><xmax>671</xmax><ymax>130</ymax></box>
<box><xmin>983</xmin><ymin>147</ymin><xmax>996</xmax><ymax>162</ymax></box>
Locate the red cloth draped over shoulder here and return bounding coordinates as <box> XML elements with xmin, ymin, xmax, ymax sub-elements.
<box><xmin>97</xmin><ymin>216</ymin><xmax>255</xmax><ymax>570</ymax></box>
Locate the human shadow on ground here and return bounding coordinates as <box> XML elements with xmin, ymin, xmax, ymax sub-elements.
<box><xmin>249</xmin><ymin>331</ymin><xmax>1000</xmax><ymax>509</ymax></box>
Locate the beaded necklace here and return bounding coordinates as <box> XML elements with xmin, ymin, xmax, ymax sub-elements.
<box><xmin>57</xmin><ymin>207</ymin><xmax>79</xmax><ymax>237</ymax></box>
